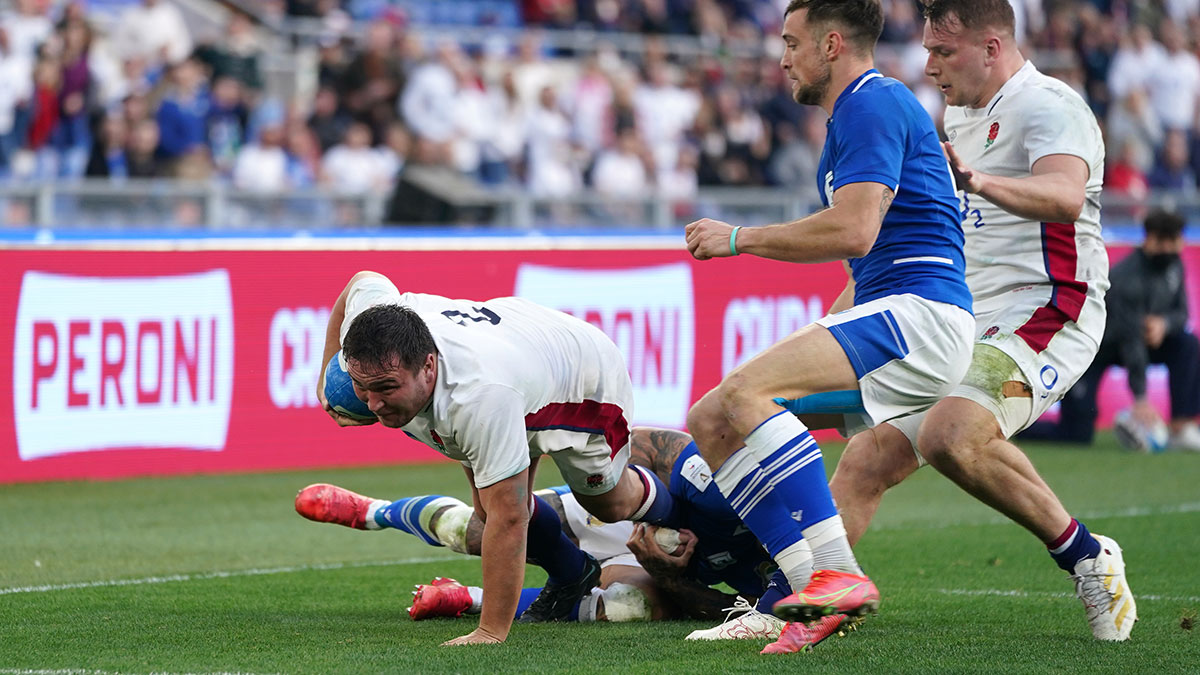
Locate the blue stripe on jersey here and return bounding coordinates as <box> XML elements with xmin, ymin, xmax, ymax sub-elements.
<box><xmin>825</xmin><ymin>308</ymin><xmax>912</xmax><ymax>378</ymax></box>
<box><xmin>817</xmin><ymin>70</ymin><xmax>972</xmax><ymax>314</ymax></box>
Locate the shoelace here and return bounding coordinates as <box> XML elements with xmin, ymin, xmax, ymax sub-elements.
<box><xmin>1071</xmin><ymin>562</ymin><xmax>1112</xmax><ymax>614</ymax></box>
<box><xmin>718</xmin><ymin>596</ymin><xmax>759</xmax><ymax>624</ymax></box>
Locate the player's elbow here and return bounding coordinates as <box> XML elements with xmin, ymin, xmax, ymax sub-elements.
<box><xmin>1051</xmin><ymin>189</ymin><xmax>1085</xmax><ymax>223</ymax></box>
<box><xmin>839</xmin><ymin>230</ymin><xmax>875</xmax><ymax>258</ymax></box>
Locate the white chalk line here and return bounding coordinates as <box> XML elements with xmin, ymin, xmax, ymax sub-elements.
<box><xmin>3</xmin><ymin>502</ymin><xmax>1197</xmax><ymax>597</ymax></box>
<box><xmin>938</xmin><ymin>588</ymin><xmax>1200</xmax><ymax>604</ymax></box>
<box><xmin>873</xmin><ymin>501</ymin><xmax>1200</xmax><ymax>532</ymax></box>
<box><xmin>0</xmin><ymin>670</ymin><xmax>275</xmax><ymax>675</ymax></box>
<box><xmin>0</xmin><ymin>555</ymin><xmax>463</xmax><ymax>596</ymax></box>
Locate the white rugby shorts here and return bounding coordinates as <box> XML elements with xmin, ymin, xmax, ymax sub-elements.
<box><xmin>815</xmin><ymin>293</ymin><xmax>974</xmax><ymax>436</ymax></box>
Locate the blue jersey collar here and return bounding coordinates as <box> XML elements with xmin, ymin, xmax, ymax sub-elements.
<box><xmin>831</xmin><ymin>69</ymin><xmax>883</xmax><ymax>117</ymax></box>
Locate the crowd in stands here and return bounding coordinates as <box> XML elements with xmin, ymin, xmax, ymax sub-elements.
<box><xmin>3</xmin><ymin>0</ymin><xmax>1200</xmax><ymax>206</ymax></box>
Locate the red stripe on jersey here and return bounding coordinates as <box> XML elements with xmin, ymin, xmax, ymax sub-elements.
<box><xmin>525</xmin><ymin>400</ymin><xmax>631</xmax><ymax>458</ymax></box>
<box><xmin>1014</xmin><ymin>222</ymin><xmax>1088</xmax><ymax>354</ymax></box>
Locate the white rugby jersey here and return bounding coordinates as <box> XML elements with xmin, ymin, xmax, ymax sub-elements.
<box><xmin>341</xmin><ymin>275</ymin><xmax>631</xmax><ymax>489</ymax></box>
<box><xmin>944</xmin><ymin>61</ymin><xmax>1109</xmax><ymax>348</ymax></box>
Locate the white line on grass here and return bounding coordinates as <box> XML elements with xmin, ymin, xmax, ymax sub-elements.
<box><xmin>874</xmin><ymin>501</ymin><xmax>1200</xmax><ymax>531</ymax></box>
<box><xmin>0</xmin><ymin>670</ymin><xmax>276</xmax><ymax>675</ymax></box>
<box><xmin>939</xmin><ymin>588</ymin><xmax>1200</xmax><ymax>604</ymax></box>
<box><xmin>0</xmin><ymin>555</ymin><xmax>462</xmax><ymax>596</ymax></box>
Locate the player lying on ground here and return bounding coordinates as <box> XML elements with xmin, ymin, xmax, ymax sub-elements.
<box><xmin>297</xmin><ymin>427</ymin><xmax>860</xmax><ymax>652</ymax></box>
<box><xmin>318</xmin><ymin>271</ymin><xmax>685</xmax><ymax>645</ymax></box>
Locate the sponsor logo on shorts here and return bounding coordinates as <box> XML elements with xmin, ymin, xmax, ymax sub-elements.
<box><xmin>515</xmin><ymin>263</ymin><xmax>695</xmax><ymax>428</ymax></box>
<box><xmin>14</xmin><ymin>270</ymin><xmax>234</xmax><ymax>460</ymax></box>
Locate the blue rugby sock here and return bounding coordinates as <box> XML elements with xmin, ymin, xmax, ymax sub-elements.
<box><xmin>526</xmin><ymin>495</ymin><xmax>588</xmax><ymax>585</ymax></box>
<box><xmin>514</xmin><ymin>587</ymin><xmax>545</xmax><ymax>619</ymax></box>
<box><xmin>755</xmin><ymin>570</ymin><xmax>793</xmax><ymax>615</ymax></box>
<box><xmin>373</xmin><ymin>495</ymin><xmax>462</xmax><ymax>546</ymax></box>
<box><xmin>1048</xmin><ymin>518</ymin><xmax>1102</xmax><ymax>571</ymax></box>
<box><xmin>714</xmin><ymin>412</ymin><xmax>846</xmax><ymax>589</ymax></box>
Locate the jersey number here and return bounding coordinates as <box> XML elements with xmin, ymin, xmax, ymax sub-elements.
<box><xmin>960</xmin><ymin>191</ymin><xmax>985</xmax><ymax>229</ymax></box>
<box><xmin>442</xmin><ymin>306</ymin><xmax>501</xmax><ymax>326</ymax></box>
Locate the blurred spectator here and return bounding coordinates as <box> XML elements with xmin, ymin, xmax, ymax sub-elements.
<box><xmin>375</xmin><ymin>119</ymin><xmax>410</xmax><ymax>183</ymax></box>
<box><xmin>399</xmin><ymin>40</ymin><xmax>458</xmax><ymax>164</ymax></box>
<box><xmin>1025</xmin><ymin>208</ymin><xmax>1200</xmax><ymax>451</ymax></box>
<box><xmin>1106</xmin><ymin>24</ymin><xmax>1165</xmax><ymax>167</ymax></box>
<box><xmin>284</xmin><ymin>122</ymin><xmax>321</xmax><ymax>188</ymax></box>
<box><xmin>53</xmin><ymin>16</ymin><xmax>93</xmax><ymax>177</ymax></box>
<box><xmin>343</xmin><ymin>19</ymin><xmax>404</xmax><ymax>131</ymax></box>
<box><xmin>307</xmin><ymin>85</ymin><xmax>350</xmax><ymax>153</ymax></box>
<box><xmin>525</xmin><ymin>84</ymin><xmax>579</xmax><ymax>198</ymax></box>
<box><xmin>447</xmin><ymin>52</ymin><xmax>492</xmax><ymax>176</ymax></box>
<box><xmin>1147</xmin><ymin>129</ymin><xmax>1196</xmax><ymax>193</ymax></box>
<box><xmin>591</xmin><ymin>125</ymin><xmax>651</xmax><ymax>198</ymax></box>
<box><xmin>206</xmin><ymin>76</ymin><xmax>248</xmax><ymax>177</ymax></box>
<box><xmin>633</xmin><ymin>59</ymin><xmax>699</xmax><ymax>180</ymax></box>
<box><xmin>155</xmin><ymin>58</ymin><xmax>210</xmax><ymax>163</ymax></box>
<box><xmin>1105</xmin><ymin>137</ymin><xmax>1151</xmax><ymax>202</ymax></box>
<box><xmin>1</xmin><ymin>0</ymin><xmax>52</xmax><ymax>63</ymax></box>
<box><xmin>0</xmin><ymin>26</ymin><xmax>33</xmax><ymax>175</ymax></box>
<box><xmin>320</xmin><ymin>120</ymin><xmax>391</xmax><ymax>194</ymax></box>
<box><xmin>26</xmin><ymin>55</ymin><xmax>59</xmax><ymax>177</ymax></box>
<box><xmin>112</xmin><ymin>0</ymin><xmax>192</xmax><ymax>67</ymax></box>
<box><xmin>233</xmin><ymin>118</ymin><xmax>287</xmax><ymax>192</ymax></box>
<box><xmin>126</xmin><ymin>117</ymin><xmax>165</xmax><ymax>177</ymax></box>
<box><xmin>478</xmin><ymin>69</ymin><xmax>526</xmax><ymax>185</ymax></box>
<box><xmin>85</xmin><ymin>112</ymin><xmax>127</xmax><ymax>178</ymax></box>
<box><xmin>1074</xmin><ymin>4</ymin><xmax>1118</xmax><ymax>118</ymax></box>
<box><xmin>1149</xmin><ymin>19</ymin><xmax>1200</xmax><ymax>134</ymax></box>
<box><xmin>194</xmin><ymin>12</ymin><xmax>264</xmax><ymax>97</ymax></box>
<box><xmin>563</xmin><ymin>53</ymin><xmax>614</xmax><ymax>156</ymax></box>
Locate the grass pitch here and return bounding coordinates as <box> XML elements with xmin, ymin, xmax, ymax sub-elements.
<box><xmin>1</xmin><ymin>435</ymin><xmax>1198</xmax><ymax>673</ymax></box>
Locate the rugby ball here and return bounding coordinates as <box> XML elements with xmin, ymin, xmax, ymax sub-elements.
<box><xmin>654</xmin><ymin>527</ymin><xmax>683</xmax><ymax>556</ymax></box>
<box><xmin>322</xmin><ymin>351</ymin><xmax>376</xmax><ymax>421</ymax></box>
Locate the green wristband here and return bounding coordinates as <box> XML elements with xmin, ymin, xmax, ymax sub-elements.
<box><xmin>730</xmin><ymin>226</ymin><xmax>742</xmax><ymax>256</ymax></box>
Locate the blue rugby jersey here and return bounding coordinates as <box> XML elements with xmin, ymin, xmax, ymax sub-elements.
<box><xmin>817</xmin><ymin>69</ymin><xmax>972</xmax><ymax>313</ymax></box>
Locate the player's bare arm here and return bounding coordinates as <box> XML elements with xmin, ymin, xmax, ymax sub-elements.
<box><xmin>625</xmin><ymin>524</ymin><xmax>740</xmax><ymax>621</ymax></box>
<box><xmin>945</xmin><ymin>142</ymin><xmax>1088</xmax><ymax>223</ymax></box>
<box><xmin>685</xmin><ymin>181</ymin><xmax>887</xmax><ymax>263</ymax></box>
<box><xmin>628</xmin><ymin>427</ymin><xmax>692</xmax><ymax>486</ymax></box>
<box><xmin>444</xmin><ymin>470</ymin><xmax>530</xmax><ymax>646</ymax></box>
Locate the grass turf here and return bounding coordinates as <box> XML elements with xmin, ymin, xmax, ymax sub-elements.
<box><xmin>1</xmin><ymin>434</ymin><xmax>1197</xmax><ymax>673</ymax></box>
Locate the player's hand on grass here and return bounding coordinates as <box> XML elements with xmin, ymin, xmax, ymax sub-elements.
<box><xmin>322</xmin><ymin>400</ymin><xmax>377</xmax><ymax>427</ymax></box>
<box><xmin>685</xmin><ymin>218</ymin><xmax>736</xmax><ymax>260</ymax></box>
<box><xmin>442</xmin><ymin>627</ymin><xmax>505</xmax><ymax>646</ymax></box>
<box><xmin>943</xmin><ymin>141</ymin><xmax>983</xmax><ymax>194</ymax></box>
<box><xmin>626</xmin><ymin>523</ymin><xmax>696</xmax><ymax>578</ymax></box>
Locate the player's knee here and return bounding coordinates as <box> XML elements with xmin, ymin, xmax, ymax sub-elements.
<box><xmin>686</xmin><ymin>394</ymin><xmax>725</xmax><ymax>445</ymax></box>
<box><xmin>916</xmin><ymin>422</ymin><xmax>973</xmax><ymax>473</ymax></box>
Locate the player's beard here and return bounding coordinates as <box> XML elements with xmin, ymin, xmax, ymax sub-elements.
<box><xmin>792</xmin><ymin>60</ymin><xmax>831</xmax><ymax>106</ymax></box>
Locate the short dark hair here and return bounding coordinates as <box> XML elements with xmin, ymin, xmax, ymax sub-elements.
<box><xmin>784</xmin><ymin>0</ymin><xmax>884</xmax><ymax>52</ymax></box>
<box><xmin>342</xmin><ymin>304</ymin><xmax>437</xmax><ymax>374</ymax></box>
<box><xmin>1143</xmin><ymin>208</ymin><xmax>1186</xmax><ymax>239</ymax></box>
<box><xmin>921</xmin><ymin>0</ymin><xmax>1016</xmax><ymax>36</ymax></box>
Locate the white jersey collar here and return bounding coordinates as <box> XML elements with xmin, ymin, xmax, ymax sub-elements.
<box><xmin>962</xmin><ymin>60</ymin><xmax>1038</xmax><ymax>118</ymax></box>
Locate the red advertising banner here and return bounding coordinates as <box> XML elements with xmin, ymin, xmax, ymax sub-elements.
<box><xmin>2</xmin><ymin>243</ymin><xmax>1196</xmax><ymax>484</ymax></box>
<box><xmin>0</xmin><ymin>245</ymin><xmax>844</xmax><ymax>483</ymax></box>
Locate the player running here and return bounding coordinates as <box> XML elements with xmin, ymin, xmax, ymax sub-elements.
<box><xmin>828</xmin><ymin>0</ymin><xmax>1134</xmax><ymax>642</ymax></box>
<box><xmin>317</xmin><ymin>272</ymin><xmax>682</xmax><ymax>645</ymax></box>
<box><xmin>684</xmin><ymin>0</ymin><xmax>974</xmax><ymax>653</ymax></box>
